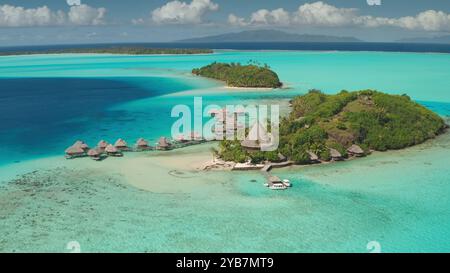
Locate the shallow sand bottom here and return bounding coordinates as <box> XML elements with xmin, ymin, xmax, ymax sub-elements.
<box><xmin>1</xmin><ymin>134</ymin><xmax>450</xmax><ymax>252</ymax></box>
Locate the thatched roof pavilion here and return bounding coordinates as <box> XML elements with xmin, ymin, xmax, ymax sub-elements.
<box><xmin>241</xmin><ymin>122</ymin><xmax>270</xmax><ymax>151</ymax></box>
<box><xmin>278</xmin><ymin>153</ymin><xmax>287</xmax><ymax>162</ymax></box>
<box><xmin>157</xmin><ymin>137</ymin><xmax>171</xmax><ymax>150</ymax></box>
<box><xmin>97</xmin><ymin>140</ymin><xmax>109</xmax><ymax>150</ymax></box>
<box><xmin>329</xmin><ymin>148</ymin><xmax>343</xmax><ymax>160</ymax></box>
<box><xmin>191</xmin><ymin>131</ymin><xmax>203</xmax><ymax>141</ymax></box>
<box><xmin>307</xmin><ymin>151</ymin><xmax>319</xmax><ymax>162</ymax></box>
<box><xmin>136</xmin><ymin>138</ymin><xmax>150</xmax><ymax>148</ymax></box>
<box><xmin>105</xmin><ymin>144</ymin><xmax>119</xmax><ymax>154</ymax></box>
<box><xmin>114</xmin><ymin>138</ymin><xmax>128</xmax><ymax>150</ymax></box>
<box><xmin>73</xmin><ymin>140</ymin><xmax>89</xmax><ymax>151</ymax></box>
<box><xmin>87</xmin><ymin>149</ymin><xmax>100</xmax><ymax>156</ymax></box>
<box><xmin>347</xmin><ymin>144</ymin><xmax>365</xmax><ymax>156</ymax></box>
<box><xmin>175</xmin><ymin>135</ymin><xmax>189</xmax><ymax>143</ymax></box>
<box><xmin>65</xmin><ymin>145</ymin><xmax>85</xmax><ymax>156</ymax></box>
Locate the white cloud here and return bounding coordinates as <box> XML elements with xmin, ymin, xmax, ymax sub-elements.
<box><xmin>0</xmin><ymin>4</ymin><xmax>106</xmax><ymax>27</ymax></box>
<box><xmin>151</xmin><ymin>0</ymin><xmax>219</xmax><ymax>24</ymax></box>
<box><xmin>68</xmin><ymin>4</ymin><xmax>106</xmax><ymax>26</ymax></box>
<box><xmin>292</xmin><ymin>1</ymin><xmax>356</xmax><ymax>26</ymax></box>
<box><xmin>389</xmin><ymin>10</ymin><xmax>450</xmax><ymax>31</ymax></box>
<box><xmin>251</xmin><ymin>8</ymin><xmax>290</xmax><ymax>26</ymax></box>
<box><xmin>228</xmin><ymin>14</ymin><xmax>247</xmax><ymax>27</ymax></box>
<box><xmin>66</xmin><ymin>0</ymin><xmax>82</xmax><ymax>6</ymax></box>
<box><xmin>227</xmin><ymin>1</ymin><xmax>450</xmax><ymax>32</ymax></box>
<box><xmin>132</xmin><ymin>18</ymin><xmax>145</xmax><ymax>25</ymax></box>
<box><xmin>0</xmin><ymin>5</ymin><xmax>65</xmax><ymax>27</ymax></box>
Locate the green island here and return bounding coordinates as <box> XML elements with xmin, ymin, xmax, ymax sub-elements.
<box><xmin>0</xmin><ymin>48</ymin><xmax>213</xmax><ymax>56</ymax></box>
<box><xmin>192</xmin><ymin>62</ymin><xmax>283</xmax><ymax>88</ymax></box>
<box><xmin>219</xmin><ymin>90</ymin><xmax>447</xmax><ymax>164</ymax></box>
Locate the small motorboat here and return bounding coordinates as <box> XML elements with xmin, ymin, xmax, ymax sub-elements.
<box><xmin>282</xmin><ymin>179</ymin><xmax>292</xmax><ymax>187</ymax></box>
<box><xmin>269</xmin><ymin>183</ymin><xmax>287</xmax><ymax>190</ymax></box>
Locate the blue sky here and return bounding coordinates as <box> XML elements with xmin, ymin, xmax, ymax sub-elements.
<box><xmin>1</xmin><ymin>0</ymin><xmax>450</xmax><ymax>45</ymax></box>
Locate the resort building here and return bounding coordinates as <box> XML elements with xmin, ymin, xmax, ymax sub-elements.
<box><xmin>241</xmin><ymin>122</ymin><xmax>271</xmax><ymax>151</ymax></box>
<box><xmin>347</xmin><ymin>144</ymin><xmax>365</xmax><ymax>157</ymax></box>
<box><xmin>157</xmin><ymin>137</ymin><xmax>171</xmax><ymax>150</ymax></box>
<box><xmin>105</xmin><ymin>144</ymin><xmax>122</xmax><ymax>157</ymax></box>
<box><xmin>65</xmin><ymin>145</ymin><xmax>85</xmax><ymax>159</ymax></box>
<box><xmin>73</xmin><ymin>140</ymin><xmax>89</xmax><ymax>152</ymax></box>
<box><xmin>307</xmin><ymin>151</ymin><xmax>320</xmax><ymax>163</ymax></box>
<box><xmin>114</xmin><ymin>138</ymin><xmax>129</xmax><ymax>151</ymax></box>
<box><xmin>87</xmin><ymin>149</ymin><xmax>101</xmax><ymax>161</ymax></box>
<box><xmin>329</xmin><ymin>148</ymin><xmax>343</xmax><ymax>161</ymax></box>
<box><xmin>210</xmin><ymin>108</ymin><xmax>245</xmax><ymax>139</ymax></box>
<box><xmin>135</xmin><ymin>138</ymin><xmax>151</xmax><ymax>150</ymax></box>
<box><xmin>97</xmin><ymin>140</ymin><xmax>109</xmax><ymax>152</ymax></box>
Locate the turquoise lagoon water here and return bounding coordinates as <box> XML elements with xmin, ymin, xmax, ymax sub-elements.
<box><xmin>0</xmin><ymin>51</ymin><xmax>450</xmax><ymax>252</ymax></box>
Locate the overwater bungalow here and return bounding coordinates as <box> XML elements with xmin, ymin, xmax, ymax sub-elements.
<box><xmin>241</xmin><ymin>122</ymin><xmax>271</xmax><ymax>151</ymax></box>
<box><xmin>73</xmin><ymin>140</ymin><xmax>89</xmax><ymax>152</ymax></box>
<box><xmin>105</xmin><ymin>144</ymin><xmax>123</xmax><ymax>157</ymax></box>
<box><xmin>347</xmin><ymin>144</ymin><xmax>365</xmax><ymax>157</ymax></box>
<box><xmin>329</xmin><ymin>148</ymin><xmax>343</xmax><ymax>161</ymax></box>
<box><xmin>175</xmin><ymin>135</ymin><xmax>189</xmax><ymax>143</ymax></box>
<box><xmin>135</xmin><ymin>138</ymin><xmax>151</xmax><ymax>151</ymax></box>
<box><xmin>114</xmin><ymin>138</ymin><xmax>129</xmax><ymax>151</ymax></box>
<box><xmin>65</xmin><ymin>145</ymin><xmax>85</xmax><ymax>159</ymax></box>
<box><xmin>191</xmin><ymin>132</ymin><xmax>204</xmax><ymax>142</ymax></box>
<box><xmin>157</xmin><ymin>137</ymin><xmax>171</xmax><ymax>150</ymax></box>
<box><xmin>87</xmin><ymin>149</ymin><xmax>102</xmax><ymax>161</ymax></box>
<box><xmin>97</xmin><ymin>140</ymin><xmax>109</xmax><ymax>151</ymax></box>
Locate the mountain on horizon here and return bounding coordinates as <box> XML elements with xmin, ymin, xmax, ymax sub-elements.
<box><xmin>397</xmin><ymin>35</ymin><xmax>450</xmax><ymax>44</ymax></box>
<box><xmin>176</xmin><ymin>29</ymin><xmax>363</xmax><ymax>43</ymax></box>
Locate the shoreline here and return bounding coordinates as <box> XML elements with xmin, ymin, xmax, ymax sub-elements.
<box><xmin>2</xmin><ymin>128</ymin><xmax>448</xmax><ymax>192</ymax></box>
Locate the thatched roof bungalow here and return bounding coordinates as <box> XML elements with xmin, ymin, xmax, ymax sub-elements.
<box><xmin>329</xmin><ymin>148</ymin><xmax>343</xmax><ymax>161</ymax></box>
<box><xmin>73</xmin><ymin>140</ymin><xmax>89</xmax><ymax>151</ymax></box>
<box><xmin>241</xmin><ymin>122</ymin><xmax>271</xmax><ymax>151</ymax></box>
<box><xmin>87</xmin><ymin>149</ymin><xmax>101</xmax><ymax>160</ymax></box>
<box><xmin>307</xmin><ymin>151</ymin><xmax>320</xmax><ymax>162</ymax></box>
<box><xmin>65</xmin><ymin>145</ymin><xmax>85</xmax><ymax>158</ymax></box>
<box><xmin>105</xmin><ymin>144</ymin><xmax>122</xmax><ymax>156</ymax></box>
<box><xmin>114</xmin><ymin>138</ymin><xmax>128</xmax><ymax>150</ymax></box>
<box><xmin>157</xmin><ymin>137</ymin><xmax>171</xmax><ymax>150</ymax></box>
<box><xmin>97</xmin><ymin>140</ymin><xmax>109</xmax><ymax>150</ymax></box>
<box><xmin>135</xmin><ymin>138</ymin><xmax>151</xmax><ymax>150</ymax></box>
<box><xmin>191</xmin><ymin>131</ymin><xmax>203</xmax><ymax>141</ymax></box>
<box><xmin>347</xmin><ymin>144</ymin><xmax>365</xmax><ymax>157</ymax></box>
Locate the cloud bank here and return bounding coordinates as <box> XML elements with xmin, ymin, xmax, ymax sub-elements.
<box><xmin>0</xmin><ymin>4</ymin><xmax>106</xmax><ymax>27</ymax></box>
<box><xmin>151</xmin><ymin>0</ymin><xmax>219</xmax><ymax>24</ymax></box>
<box><xmin>228</xmin><ymin>1</ymin><xmax>450</xmax><ymax>32</ymax></box>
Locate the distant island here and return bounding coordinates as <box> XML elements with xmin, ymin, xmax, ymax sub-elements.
<box><xmin>177</xmin><ymin>29</ymin><xmax>362</xmax><ymax>43</ymax></box>
<box><xmin>397</xmin><ymin>35</ymin><xmax>450</xmax><ymax>44</ymax></box>
<box><xmin>219</xmin><ymin>90</ymin><xmax>447</xmax><ymax>164</ymax></box>
<box><xmin>0</xmin><ymin>48</ymin><xmax>213</xmax><ymax>56</ymax></box>
<box><xmin>192</xmin><ymin>62</ymin><xmax>283</xmax><ymax>88</ymax></box>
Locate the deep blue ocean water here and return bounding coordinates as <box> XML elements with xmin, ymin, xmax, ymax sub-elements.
<box><xmin>2</xmin><ymin>42</ymin><xmax>450</xmax><ymax>53</ymax></box>
<box><xmin>0</xmin><ymin>77</ymin><xmax>196</xmax><ymax>165</ymax></box>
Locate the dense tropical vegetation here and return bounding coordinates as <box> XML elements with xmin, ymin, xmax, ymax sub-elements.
<box><xmin>218</xmin><ymin>90</ymin><xmax>447</xmax><ymax>164</ymax></box>
<box><xmin>0</xmin><ymin>48</ymin><xmax>213</xmax><ymax>56</ymax></box>
<box><xmin>192</xmin><ymin>62</ymin><xmax>283</xmax><ymax>88</ymax></box>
